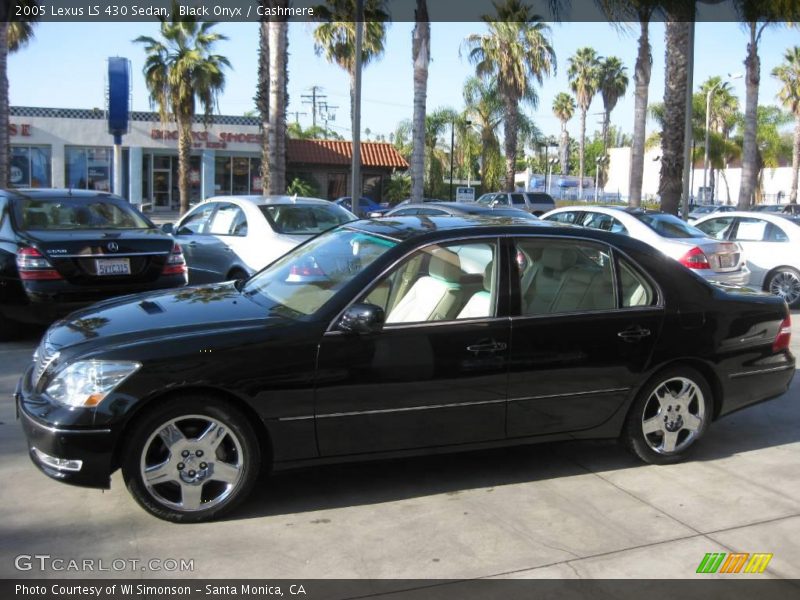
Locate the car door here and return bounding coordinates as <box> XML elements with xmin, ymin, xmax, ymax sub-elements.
<box><xmin>173</xmin><ymin>203</ymin><xmax>229</xmax><ymax>283</ymax></box>
<box><xmin>205</xmin><ymin>202</ymin><xmax>251</xmax><ymax>275</ymax></box>
<box><xmin>314</xmin><ymin>237</ymin><xmax>510</xmax><ymax>456</ymax></box>
<box><xmin>508</xmin><ymin>236</ymin><xmax>664</xmax><ymax>437</ymax></box>
<box><xmin>726</xmin><ymin>217</ymin><xmax>788</xmax><ymax>287</ymax></box>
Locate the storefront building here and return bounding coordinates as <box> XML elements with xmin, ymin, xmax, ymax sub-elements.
<box><xmin>9</xmin><ymin>106</ymin><xmax>408</xmax><ymax>210</ymax></box>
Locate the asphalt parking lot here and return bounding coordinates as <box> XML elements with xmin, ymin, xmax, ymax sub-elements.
<box><xmin>1</xmin><ymin>318</ymin><xmax>799</xmax><ymax>581</ymax></box>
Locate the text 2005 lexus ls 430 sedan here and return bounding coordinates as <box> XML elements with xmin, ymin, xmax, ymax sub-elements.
<box><xmin>16</xmin><ymin>216</ymin><xmax>795</xmax><ymax>522</ymax></box>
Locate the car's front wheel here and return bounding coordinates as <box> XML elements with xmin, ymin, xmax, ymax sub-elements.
<box><xmin>623</xmin><ymin>367</ymin><xmax>712</xmax><ymax>465</ymax></box>
<box><xmin>122</xmin><ymin>396</ymin><xmax>261</xmax><ymax>523</ymax></box>
<box><xmin>766</xmin><ymin>267</ymin><xmax>800</xmax><ymax>308</ymax></box>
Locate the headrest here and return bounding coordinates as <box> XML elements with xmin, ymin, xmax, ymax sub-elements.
<box><xmin>429</xmin><ymin>248</ymin><xmax>462</xmax><ymax>282</ymax></box>
<box><xmin>483</xmin><ymin>261</ymin><xmax>494</xmax><ymax>291</ymax></box>
<box><xmin>541</xmin><ymin>248</ymin><xmax>577</xmax><ymax>271</ymax></box>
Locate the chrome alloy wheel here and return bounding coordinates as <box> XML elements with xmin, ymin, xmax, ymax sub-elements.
<box><xmin>641</xmin><ymin>377</ymin><xmax>706</xmax><ymax>455</ymax></box>
<box><xmin>769</xmin><ymin>270</ymin><xmax>800</xmax><ymax>306</ymax></box>
<box><xmin>139</xmin><ymin>414</ymin><xmax>244</xmax><ymax>512</ymax></box>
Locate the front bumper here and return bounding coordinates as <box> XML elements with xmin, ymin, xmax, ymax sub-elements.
<box><xmin>15</xmin><ymin>380</ymin><xmax>115</xmax><ymax>489</ymax></box>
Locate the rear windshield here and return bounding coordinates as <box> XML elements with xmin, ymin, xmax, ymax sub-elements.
<box><xmin>14</xmin><ymin>197</ymin><xmax>151</xmax><ymax>230</ymax></box>
<box><xmin>635</xmin><ymin>213</ymin><xmax>706</xmax><ymax>239</ymax></box>
<box><xmin>260</xmin><ymin>204</ymin><xmax>355</xmax><ymax>235</ymax></box>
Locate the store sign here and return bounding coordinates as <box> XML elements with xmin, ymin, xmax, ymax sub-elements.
<box><xmin>150</xmin><ymin>128</ymin><xmax>262</xmax><ymax>149</ymax></box>
<box><xmin>9</xmin><ymin>124</ymin><xmax>32</xmax><ymax>137</ymax></box>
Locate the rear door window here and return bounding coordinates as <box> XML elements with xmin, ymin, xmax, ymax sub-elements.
<box><xmin>510</xmin><ymin>194</ymin><xmax>527</xmax><ymax>206</ymax></box>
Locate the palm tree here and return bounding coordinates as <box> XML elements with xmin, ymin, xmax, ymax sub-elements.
<box><xmin>552</xmin><ymin>92</ymin><xmax>575</xmax><ymax>175</ymax></box>
<box><xmin>733</xmin><ymin>1</ymin><xmax>800</xmax><ymax>208</ymax></box>
<box><xmin>255</xmin><ymin>17</ymin><xmax>270</xmax><ymax>194</ymax></box>
<box><xmin>699</xmin><ymin>76</ymin><xmax>739</xmax><ymax>202</ymax></box>
<box><xmin>410</xmin><ymin>0</ymin><xmax>430</xmax><ymax>204</ymax></box>
<box><xmin>423</xmin><ymin>107</ymin><xmax>457</xmax><ymax>197</ymax></box>
<box><xmin>598</xmin><ymin>56</ymin><xmax>629</xmax><ymax>152</ymax></box>
<box><xmin>773</xmin><ymin>47</ymin><xmax>800</xmax><ymax>204</ymax></box>
<box><xmin>313</xmin><ymin>0</ymin><xmax>389</xmax><ymax>125</ymax></box>
<box><xmin>567</xmin><ymin>47</ymin><xmax>600</xmax><ymax>199</ymax></box>
<box><xmin>462</xmin><ymin>76</ymin><xmax>504</xmax><ymax>192</ymax></box>
<box><xmin>134</xmin><ymin>14</ymin><xmax>230</xmax><ymax>215</ymax></box>
<box><xmin>464</xmin><ymin>0</ymin><xmax>556</xmax><ymax>192</ymax></box>
<box><xmin>1</xmin><ymin>0</ymin><xmax>39</xmax><ymax>187</ymax></box>
<box><xmin>267</xmin><ymin>18</ymin><xmax>288</xmax><ymax>194</ymax></box>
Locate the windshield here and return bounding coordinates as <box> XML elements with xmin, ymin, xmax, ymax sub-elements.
<box><xmin>14</xmin><ymin>197</ymin><xmax>151</xmax><ymax>230</ymax></box>
<box><xmin>692</xmin><ymin>206</ymin><xmax>714</xmax><ymax>214</ymax></box>
<box><xmin>260</xmin><ymin>204</ymin><xmax>355</xmax><ymax>235</ymax></box>
<box><xmin>636</xmin><ymin>213</ymin><xmax>707</xmax><ymax>239</ymax></box>
<box><xmin>242</xmin><ymin>227</ymin><xmax>398</xmax><ymax>317</ymax></box>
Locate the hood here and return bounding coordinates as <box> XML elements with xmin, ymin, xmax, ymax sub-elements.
<box><xmin>46</xmin><ymin>282</ymin><xmax>278</xmax><ymax>350</ymax></box>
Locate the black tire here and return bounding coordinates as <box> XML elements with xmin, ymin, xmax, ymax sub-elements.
<box><xmin>623</xmin><ymin>366</ymin><xmax>712</xmax><ymax>465</ymax></box>
<box><xmin>122</xmin><ymin>395</ymin><xmax>261</xmax><ymax>523</ymax></box>
<box><xmin>765</xmin><ymin>267</ymin><xmax>800</xmax><ymax>308</ymax></box>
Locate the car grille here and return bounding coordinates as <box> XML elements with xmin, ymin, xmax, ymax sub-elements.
<box><xmin>32</xmin><ymin>338</ymin><xmax>60</xmax><ymax>389</ymax></box>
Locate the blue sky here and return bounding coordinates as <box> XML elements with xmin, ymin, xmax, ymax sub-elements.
<box><xmin>8</xmin><ymin>20</ymin><xmax>800</xmax><ymax>143</ymax></box>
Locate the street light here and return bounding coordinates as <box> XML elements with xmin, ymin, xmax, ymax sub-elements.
<box><xmin>703</xmin><ymin>73</ymin><xmax>742</xmax><ymax>204</ymax></box>
<box><xmin>450</xmin><ymin>119</ymin><xmax>472</xmax><ymax>201</ymax></box>
<box><xmin>547</xmin><ymin>157</ymin><xmax>559</xmax><ymax>195</ymax></box>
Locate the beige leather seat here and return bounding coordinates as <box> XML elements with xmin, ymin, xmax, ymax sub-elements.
<box><xmin>457</xmin><ymin>261</ymin><xmax>494</xmax><ymax>319</ymax></box>
<box><xmin>386</xmin><ymin>249</ymin><xmax>463</xmax><ymax>323</ymax></box>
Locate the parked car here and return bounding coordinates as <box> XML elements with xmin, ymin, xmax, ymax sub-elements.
<box><xmin>542</xmin><ymin>206</ymin><xmax>750</xmax><ymax>287</ymax></box>
<box><xmin>476</xmin><ymin>191</ymin><xmax>555</xmax><ymax>216</ymax></box>
<box><xmin>333</xmin><ymin>196</ymin><xmax>388</xmax><ymax>216</ymax></box>
<box><xmin>0</xmin><ymin>188</ymin><xmax>186</xmax><ymax>338</ymax></box>
<box><xmin>378</xmin><ymin>201</ymin><xmax>538</xmax><ymax>220</ymax></box>
<box><xmin>165</xmin><ymin>195</ymin><xmax>356</xmax><ymax>284</ymax></box>
<box><xmin>692</xmin><ymin>211</ymin><xmax>800</xmax><ymax>307</ymax></box>
<box><xmin>17</xmin><ymin>215</ymin><xmax>794</xmax><ymax>522</ymax></box>
<box><xmin>687</xmin><ymin>204</ymin><xmax>736</xmax><ymax>224</ymax></box>
<box><xmin>782</xmin><ymin>203</ymin><xmax>800</xmax><ymax>216</ymax></box>
<box><xmin>750</xmin><ymin>204</ymin><xmax>785</xmax><ymax>213</ymax></box>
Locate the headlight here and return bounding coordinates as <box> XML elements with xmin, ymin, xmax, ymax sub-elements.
<box><xmin>46</xmin><ymin>360</ymin><xmax>141</xmax><ymax>408</ymax></box>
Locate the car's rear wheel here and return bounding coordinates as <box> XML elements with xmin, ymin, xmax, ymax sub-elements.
<box><xmin>623</xmin><ymin>367</ymin><xmax>712</xmax><ymax>465</ymax></box>
<box><xmin>122</xmin><ymin>396</ymin><xmax>260</xmax><ymax>523</ymax></box>
<box><xmin>766</xmin><ymin>268</ymin><xmax>800</xmax><ymax>308</ymax></box>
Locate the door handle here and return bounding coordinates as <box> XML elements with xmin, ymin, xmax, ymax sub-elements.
<box><xmin>187</xmin><ymin>241</ymin><xmax>198</xmax><ymax>247</ymax></box>
<box><xmin>466</xmin><ymin>341</ymin><xmax>508</xmax><ymax>353</ymax></box>
<box><xmin>617</xmin><ymin>326</ymin><xmax>651</xmax><ymax>342</ymax></box>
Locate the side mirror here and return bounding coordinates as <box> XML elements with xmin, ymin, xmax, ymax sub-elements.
<box><xmin>161</xmin><ymin>223</ymin><xmax>175</xmax><ymax>235</ymax></box>
<box><xmin>337</xmin><ymin>303</ymin><xmax>385</xmax><ymax>335</ymax></box>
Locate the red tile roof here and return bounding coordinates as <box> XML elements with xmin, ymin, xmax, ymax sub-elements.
<box><xmin>288</xmin><ymin>139</ymin><xmax>408</xmax><ymax>169</ymax></box>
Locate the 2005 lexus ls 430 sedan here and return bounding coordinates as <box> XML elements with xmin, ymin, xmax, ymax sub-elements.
<box><xmin>16</xmin><ymin>216</ymin><xmax>795</xmax><ymax>522</ymax></box>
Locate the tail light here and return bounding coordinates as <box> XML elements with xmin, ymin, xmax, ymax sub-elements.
<box><xmin>773</xmin><ymin>314</ymin><xmax>792</xmax><ymax>353</ymax></box>
<box><xmin>679</xmin><ymin>246</ymin><xmax>711</xmax><ymax>270</ymax></box>
<box><xmin>161</xmin><ymin>243</ymin><xmax>187</xmax><ymax>276</ymax></box>
<box><xmin>16</xmin><ymin>247</ymin><xmax>62</xmax><ymax>280</ymax></box>
<box><xmin>287</xmin><ymin>257</ymin><xmax>326</xmax><ymax>281</ymax></box>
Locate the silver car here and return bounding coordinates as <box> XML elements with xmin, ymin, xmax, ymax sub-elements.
<box><xmin>165</xmin><ymin>196</ymin><xmax>356</xmax><ymax>284</ymax></box>
<box><xmin>542</xmin><ymin>206</ymin><xmax>750</xmax><ymax>286</ymax></box>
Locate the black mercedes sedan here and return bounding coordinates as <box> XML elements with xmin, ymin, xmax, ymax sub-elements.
<box><xmin>16</xmin><ymin>216</ymin><xmax>795</xmax><ymax>522</ymax></box>
<box><xmin>0</xmin><ymin>188</ymin><xmax>187</xmax><ymax>337</ymax></box>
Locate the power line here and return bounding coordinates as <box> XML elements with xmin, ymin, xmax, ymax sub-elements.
<box><xmin>300</xmin><ymin>86</ymin><xmax>327</xmax><ymax>128</ymax></box>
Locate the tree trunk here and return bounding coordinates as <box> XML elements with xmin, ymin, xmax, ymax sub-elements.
<box><xmin>738</xmin><ymin>23</ymin><xmax>760</xmax><ymax>209</ymax></box>
<box><xmin>658</xmin><ymin>21</ymin><xmax>690</xmax><ymax>216</ymax></box>
<box><xmin>0</xmin><ymin>22</ymin><xmax>9</xmax><ymax>188</ymax></box>
<box><xmin>257</xmin><ymin>17</ymin><xmax>270</xmax><ymax>196</ymax></box>
<box><xmin>177</xmin><ymin>115</ymin><xmax>192</xmax><ymax>215</ymax></box>
<box><xmin>503</xmin><ymin>97</ymin><xmax>519</xmax><ymax>192</ymax></box>
<box><xmin>790</xmin><ymin>114</ymin><xmax>800</xmax><ymax>204</ymax></box>
<box><xmin>629</xmin><ymin>14</ymin><xmax>651</xmax><ymax>208</ymax></box>
<box><xmin>559</xmin><ymin>120</ymin><xmax>569</xmax><ymax>175</ymax></box>
<box><xmin>578</xmin><ymin>107</ymin><xmax>586</xmax><ymax>198</ymax></box>
<box><xmin>721</xmin><ymin>167</ymin><xmax>731</xmax><ymax>204</ymax></box>
<box><xmin>601</xmin><ymin>110</ymin><xmax>610</xmax><ymax>154</ymax></box>
<box><xmin>268</xmin><ymin>19</ymin><xmax>288</xmax><ymax>194</ymax></box>
<box><xmin>410</xmin><ymin>0</ymin><xmax>429</xmax><ymax>204</ymax></box>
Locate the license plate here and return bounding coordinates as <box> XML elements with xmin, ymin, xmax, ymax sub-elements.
<box><xmin>95</xmin><ymin>258</ymin><xmax>131</xmax><ymax>276</ymax></box>
<box><xmin>718</xmin><ymin>254</ymin><xmax>734</xmax><ymax>268</ymax></box>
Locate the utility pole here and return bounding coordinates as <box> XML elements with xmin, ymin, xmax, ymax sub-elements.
<box><xmin>289</xmin><ymin>111</ymin><xmax>307</xmax><ymax>125</ymax></box>
<box><xmin>301</xmin><ymin>86</ymin><xmax>327</xmax><ymax>129</ymax></box>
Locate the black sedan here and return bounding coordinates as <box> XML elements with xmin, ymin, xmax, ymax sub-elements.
<box><xmin>0</xmin><ymin>188</ymin><xmax>187</xmax><ymax>337</ymax></box>
<box><xmin>16</xmin><ymin>216</ymin><xmax>795</xmax><ymax>522</ymax></box>
<box><xmin>377</xmin><ymin>201</ymin><xmax>539</xmax><ymax>219</ymax></box>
